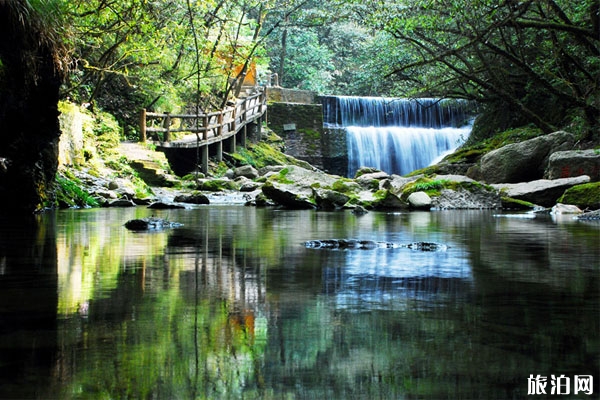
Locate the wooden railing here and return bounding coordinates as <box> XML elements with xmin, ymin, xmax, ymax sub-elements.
<box><xmin>139</xmin><ymin>88</ymin><xmax>266</xmax><ymax>147</ymax></box>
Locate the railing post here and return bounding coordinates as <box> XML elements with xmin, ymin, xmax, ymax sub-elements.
<box><xmin>201</xmin><ymin>145</ymin><xmax>208</xmax><ymax>174</ymax></box>
<box><xmin>242</xmin><ymin>97</ymin><xmax>247</xmax><ymax>123</ymax></box>
<box><xmin>140</xmin><ymin>108</ymin><xmax>147</xmax><ymax>143</ymax></box>
<box><xmin>241</xmin><ymin>124</ymin><xmax>247</xmax><ymax>148</ymax></box>
<box><xmin>216</xmin><ymin>141</ymin><xmax>223</xmax><ymax>162</ymax></box>
<box><xmin>164</xmin><ymin>113</ymin><xmax>171</xmax><ymax>143</ymax></box>
<box><xmin>231</xmin><ymin>106</ymin><xmax>237</xmax><ymax>133</ymax></box>
<box><xmin>203</xmin><ymin>115</ymin><xmax>209</xmax><ymax>140</ymax></box>
<box><xmin>217</xmin><ymin>111</ymin><xmax>223</xmax><ymax>137</ymax></box>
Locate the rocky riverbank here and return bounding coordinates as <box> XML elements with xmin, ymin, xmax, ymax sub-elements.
<box><xmin>53</xmin><ymin>129</ymin><xmax>600</xmax><ymax>219</ymax></box>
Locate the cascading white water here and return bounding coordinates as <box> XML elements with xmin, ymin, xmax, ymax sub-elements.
<box><xmin>322</xmin><ymin>96</ymin><xmax>473</xmax><ymax>177</ymax></box>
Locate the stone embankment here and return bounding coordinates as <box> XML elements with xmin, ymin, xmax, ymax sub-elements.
<box><xmin>66</xmin><ymin>130</ymin><xmax>599</xmax><ymax>219</ymax></box>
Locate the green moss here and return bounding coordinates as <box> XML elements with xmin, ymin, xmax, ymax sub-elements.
<box><xmin>54</xmin><ymin>173</ymin><xmax>99</xmax><ymax>208</ymax></box>
<box><xmin>501</xmin><ymin>197</ymin><xmax>536</xmax><ymax>210</ymax></box>
<box><xmin>269</xmin><ymin>168</ymin><xmax>294</xmax><ymax>184</ymax></box>
<box><xmin>354</xmin><ymin>167</ymin><xmax>380</xmax><ymax>178</ymax></box>
<box><xmin>558</xmin><ymin>182</ymin><xmax>600</xmax><ymax>210</ymax></box>
<box><xmin>401</xmin><ymin>177</ymin><xmax>494</xmax><ymax>200</ymax></box>
<box><xmin>373</xmin><ymin>189</ymin><xmax>388</xmax><ymax>201</ymax></box>
<box><xmin>413</xmin><ymin>179</ymin><xmax>449</xmax><ymax>192</ymax></box>
<box><xmin>331</xmin><ymin>178</ymin><xmax>360</xmax><ymax>195</ymax></box>
<box><xmin>402</xmin><ymin>178</ymin><xmax>447</xmax><ymax>199</ymax></box>
<box><xmin>445</xmin><ymin>125</ymin><xmax>544</xmax><ymax>164</ymax></box>
<box><xmin>298</xmin><ymin>128</ymin><xmax>321</xmax><ymax>154</ymax></box>
<box><xmin>181</xmin><ymin>173</ymin><xmax>198</xmax><ymax>181</ymax></box>
<box><xmin>406</xmin><ymin>165</ymin><xmax>441</xmax><ymax>177</ymax></box>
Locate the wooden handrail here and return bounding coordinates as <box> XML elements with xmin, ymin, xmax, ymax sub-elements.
<box><xmin>140</xmin><ymin>89</ymin><xmax>266</xmax><ymax>144</ymax></box>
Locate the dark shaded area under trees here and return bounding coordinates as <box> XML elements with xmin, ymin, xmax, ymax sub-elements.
<box><xmin>0</xmin><ymin>0</ymin><xmax>66</xmax><ymax>213</ymax></box>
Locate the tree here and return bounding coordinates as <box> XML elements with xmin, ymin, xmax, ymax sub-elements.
<box><xmin>354</xmin><ymin>0</ymin><xmax>600</xmax><ymax>140</ymax></box>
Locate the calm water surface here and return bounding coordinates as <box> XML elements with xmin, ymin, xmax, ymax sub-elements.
<box><xmin>0</xmin><ymin>206</ymin><xmax>598</xmax><ymax>399</ymax></box>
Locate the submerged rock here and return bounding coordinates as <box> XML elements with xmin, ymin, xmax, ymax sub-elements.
<box><xmin>351</xmin><ymin>205</ymin><xmax>369</xmax><ymax>215</ymax></box>
<box><xmin>124</xmin><ymin>217</ymin><xmax>183</xmax><ymax>231</ymax></box>
<box><xmin>148</xmin><ymin>201</ymin><xmax>185</xmax><ymax>209</ymax></box>
<box><xmin>576</xmin><ymin>209</ymin><xmax>600</xmax><ymax>220</ymax></box>
<box><xmin>107</xmin><ymin>199</ymin><xmax>136</xmax><ymax>207</ymax></box>
<box><xmin>173</xmin><ymin>193</ymin><xmax>210</xmax><ymax>205</ymax></box>
<box><xmin>304</xmin><ymin>239</ymin><xmax>447</xmax><ymax>251</ymax></box>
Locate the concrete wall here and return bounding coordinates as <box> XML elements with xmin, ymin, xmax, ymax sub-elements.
<box><xmin>266</xmin><ymin>87</ymin><xmax>317</xmax><ymax>104</ymax></box>
<box><xmin>267</xmin><ymin>102</ymin><xmax>347</xmax><ymax>175</ymax></box>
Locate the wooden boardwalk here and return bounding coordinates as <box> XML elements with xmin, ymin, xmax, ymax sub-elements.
<box><xmin>139</xmin><ymin>89</ymin><xmax>267</xmax><ymax>173</ymax></box>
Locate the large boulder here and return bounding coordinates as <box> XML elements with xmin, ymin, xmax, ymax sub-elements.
<box><xmin>545</xmin><ymin>149</ymin><xmax>600</xmax><ymax>182</ymax></box>
<box><xmin>432</xmin><ymin>185</ymin><xmax>502</xmax><ymax>209</ymax></box>
<box><xmin>557</xmin><ymin>182</ymin><xmax>600</xmax><ymax>210</ymax></box>
<box><xmin>234</xmin><ymin>164</ymin><xmax>259</xmax><ymax>179</ymax></box>
<box><xmin>370</xmin><ymin>190</ymin><xmax>406</xmax><ymax>209</ymax></box>
<box><xmin>173</xmin><ymin>192</ymin><xmax>210</xmax><ymax>204</ymax></box>
<box><xmin>407</xmin><ymin>191</ymin><xmax>432</xmax><ymax>210</ymax></box>
<box><xmin>471</xmin><ymin>131</ymin><xmax>576</xmax><ymax>183</ymax></box>
<box><xmin>313</xmin><ymin>188</ymin><xmax>350</xmax><ymax>210</ymax></box>
<box><xmin>491</xmin><ymin>175</ymin><xmax>590</xmax><ymax>207</ymax></box>
<box><xmin>261</xmin><ymin>165</ymin><xmax>337</xmax><ymax>209</ymax></box>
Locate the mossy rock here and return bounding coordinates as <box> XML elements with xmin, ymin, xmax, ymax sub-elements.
<box><xmin>369</xmin><ymin>189</ymin><xmax>407</xmax><ymax>210</ymax></box>
<box><xmin>501</xmin><ymin>197</ymin><xmax>536</xmax><ymax>210</ymax></box>
<box><xmin>330</xmin><ymin>178</ymin><xmax>361</xmax><ymax>195</ymax></box>
<box><xmin>558</xmin><ymin>182</ymin><xmax>600</xmax><ymax>210</ymax></box>
<box><xmin>354</xmin><ymin>167</ymin><xmax>381</xmax><ymax>178</ymax></box>
<box><xmin>54</xmin><ymin>173</ymin><xmax>99</xmax><ymax>208</ymax></box>
<box><xmin>231</xmin><ymin>139</ymin><xmax>312</xmax><ymax>170</ymax></box>
<box><xmin>269</xmin><ymin>168</ymin><xmax>294</xmax><ymax>184</ymax></box>
<box><xmin>401</xmin><ymin>177</ymin><xmax>449</xmax><ymax>200</ymax></box>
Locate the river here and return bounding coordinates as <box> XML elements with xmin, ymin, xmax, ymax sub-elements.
<box><xmin>0</xmin><ymin>206</ymin><xmax>598</xmax><ymax>399</ymax></box>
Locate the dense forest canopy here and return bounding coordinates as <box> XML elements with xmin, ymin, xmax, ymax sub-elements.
<box><xmin>2</xmin><ymin>0</ymin><xmax>599</xmax><ymax>139</ymax></box>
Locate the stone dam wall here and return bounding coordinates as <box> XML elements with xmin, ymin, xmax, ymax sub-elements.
<box><xmin>267</xmin><ymin>101</ymin><xmax>348</xmax><ymax>176</ymax></box>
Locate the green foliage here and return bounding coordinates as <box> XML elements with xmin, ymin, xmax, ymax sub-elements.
<box><xmin>269</xmin><ymin>27</ymin><xmax>335</xmax><ymax>92</ymax></box>
<box><xmin>54</xmin><ymin>173</ymin><xmax>99</xmax><ymax>208</ymax></box>
<box><xmin>92</xmin><ymin>109</ymin><xmax>122</xmax><ymax>153</ymax></box>
<box><xmin>412</xmin><ymin>179</ymin><xmax>449</xmax><ymax>193</ymax></box>
<box><xmin>211</xmin><ymin>161</ymin><xmax>230</xmax><ymax>178</ymax></box>
<box><xmin>271</xmin><ymin>168</ymin><xmax>294</xmax><ymax>184</ymax></box>
<box><xmin>558</xmin><ymin>182</ymin><xmax>600</xmax><ymax>210</ymax></box>
<box><xmin>231</xmin><ymin>140</ymin><xmax>312</xmax><ymax>170</ymax></box>
<box><xmin>58</xmin><ymin>0</ymin><xmax>300</xmax><ymax>135</ymax></box>
<box><xmin>501</xmin><ymin>197</ymin><xmax>536</xmax><ymax>210</ymax></box>
<box><xmin>331</xmin><ymin>178</ymin><xmax>360</xmax><ymax>195</ymax></box>
<box><xmin>354</xmin><ymin>0</ymin><xmax>600</xmax><ymax>137</ymax></box>
<box><xmin>400</xmin><ymin>177</ymin><xmax>495</xmax><ymax>203</ymax></box>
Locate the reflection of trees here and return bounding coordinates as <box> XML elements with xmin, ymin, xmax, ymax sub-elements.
<box><xmin>0</xmin><ymin>215</ymin><xmax>58</xmax><ymax>399</ymax></box>
<box><xmin>24</xmin><ymin>208</ymin><xmax>598</xmax><ymax>399</ymax></box>
<box><xmin>50</xmin><ymin>220</ymin><xmax>269</xmax><ymax>399</ymax></box>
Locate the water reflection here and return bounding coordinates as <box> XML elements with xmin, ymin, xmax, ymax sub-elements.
<box><xmin>0</xmin><ymin>208</ymin><xmax>597</xmax><ymax>399</ymax></box>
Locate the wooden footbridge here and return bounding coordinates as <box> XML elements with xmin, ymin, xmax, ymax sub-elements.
<box><xmin>139</xmin><ymin>88</ymin><xmax>267</xmax><ymax>175</ymax></box>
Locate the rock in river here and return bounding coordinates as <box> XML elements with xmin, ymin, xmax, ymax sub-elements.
<box><xmin>304</xmin><ymin>239</ymin><xmax>447</xmax><ymax>251</ymax></box>
<box><xmin>125</xmin><ymin>217</ymin><xmax>183</xmax><ymax>231</ymax></box>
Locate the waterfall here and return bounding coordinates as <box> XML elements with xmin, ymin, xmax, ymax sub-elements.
<box><xmin>321</xmin><ymin>96</ymin><xmax>474</xmax><ymax>177</ymax></box>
